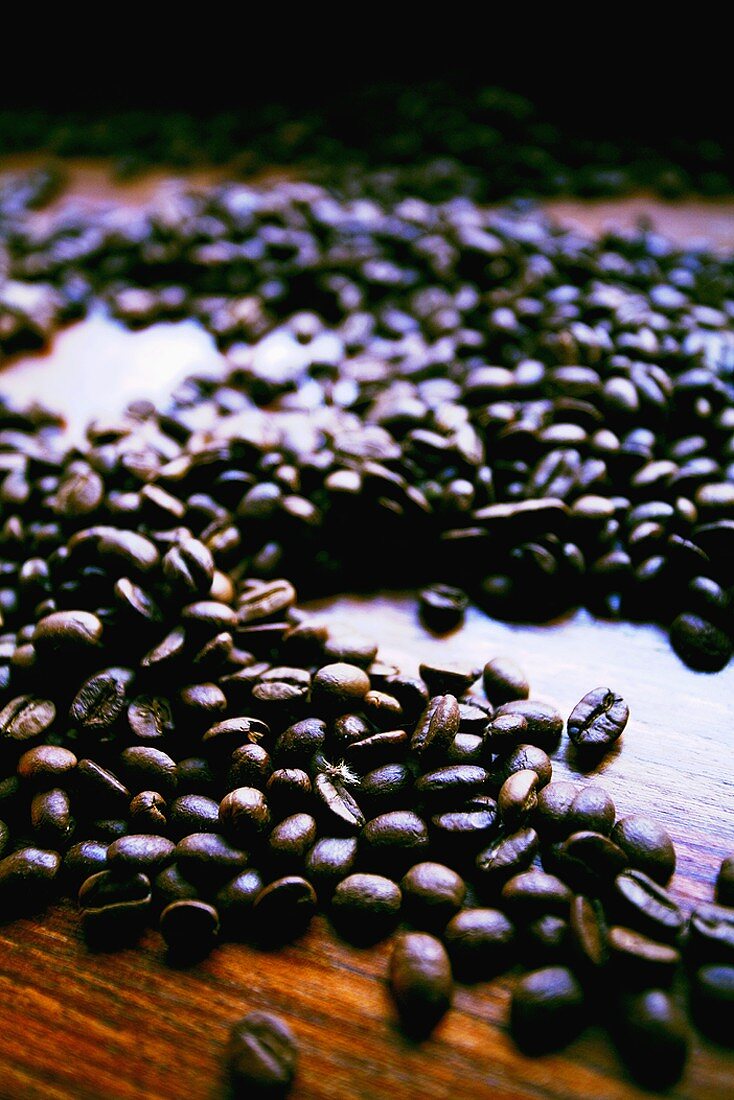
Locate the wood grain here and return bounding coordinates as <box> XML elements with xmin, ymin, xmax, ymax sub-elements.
<box><xmin>0</xmin><ymin>166</ymin><xmax>732</xmax><ymax>1097</ymax></box>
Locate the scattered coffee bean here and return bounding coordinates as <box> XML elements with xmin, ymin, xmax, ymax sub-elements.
<box><xmin>228</xmin><ymin>1010</ymin><xmax>298</xmax><ymax>1096</ymax></box>
<box><xmin>389</xmin><ymin>931</ymin><xmax>453</xmax><ymax>1037</ymax></box>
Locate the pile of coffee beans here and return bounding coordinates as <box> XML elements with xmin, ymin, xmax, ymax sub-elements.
<box><xmin>1</xmin><ymin>83</ymin><xmax>732</xmax><ymax>200</ymax></box>
<box><xmin>2</xmin><ymin>176</ymin><xmax>734</xmax><ymax>666</ymax></box>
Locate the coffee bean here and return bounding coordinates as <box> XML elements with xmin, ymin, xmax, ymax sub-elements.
<box><xmin>160</xmin><ymin>899</ymin><xmax>219</xmax><ymax>961</ymax></box>
<box><xmin>401</xmin><ymin>862</ymin><xmax>466</xmax><ymax>931</ymax></box>
<box><xmin>556</xmin><ymin>831</ymin><xmax>628</xmax><ymax>891</ymax></box>
<box><xmin>174</xmin><ymin>833</ymin><xmax>249</xmax><ymax>889</ymax></box>
<box><xmin>475</xmin><ymin>828</ymin><xmax>540</xmax><ymax>892</ymax></box>
<box><xmin>443</xmin><ymin>907</ymin><xmax>515</xmax><ymax>979</ymax></box>
<box><xmin>607</xmin><ymin>925</ymin><xmax>681</xmax><ymax>987</ymax></box>
<box><xmin>568</xmin><ymin>786</ymin><xmax>615</xmax><ymax>836</ymax></box>
<box><xmin>567</xmin><ymin>687</ymin><xmax>629</xmax><ymax>754</ymax></box>
<box><xmin>483</xmin><ymin>713</ymin><xmax>527</xmax><ymax>753</ymax></box>
<box><xmin>252</xmin><ymin>875</ymin><xmax>317</xmax><ymax>942</ymax></box>
<box><xmin>533</xmin><ymin>781</ymin><xmax>577</xmax><ymax>839</ymax></box>
<box><xmin>524</xmin><ymin>915</ymin><xmax>571</xmax><ymax>965</ymax></box>
<box><xmin>162</xmin><ymin>538</ymin><xmax>214</xmax><ymax>598</ymax></box>
<box><xmin>169</xmin><ymin>794</ymin><xmax>220</xmax><ymax>840</ymax></box>
<box><xmin>362</xmin><ymin>810</ymin><xmax>430</xmax><ymax>874</ymax></box>
<box><xmin>79</xmin><ymin>869</ymin><xmax>151</xmax><ymax>946</ymax></box>
<box><xmin>304</xmin><ymin>836</ymin><xmax>358</xmax><ymax>899</ymax></box>
<box><xmin>311</xmin><ymin>662</ymin><xmax>370</xmax><ymax>711</ymax></box>
<box><xmin>127</xmin><ymin>696</ymin><xmax>175</xmax><ymax>742</ymax></box>
<box><xmin>670</xmin><ymin>612</ymin><xmax>732</xmax><ymax>671</ymax></box>
<box><xmin>119</xmin><ymin>746</ymin><xmax>178</xmax><ymax>797</ymax></box>
<box><xmin>31</xmin><ymin>788</ymin><xmax>75</xmax><ymax>849</ymax></box>
<box><xmin>228</xmin><ymin>1010</ymin><xmax>297</xmax><ymax>1096</ymax></box>
<box><xmin>215</xmin><ymin>868</ymin><xmax>264</xmax><ymax>935</ymax></box>
<box><xmin>502</xmin><ymin>870</ymin><xmax>572</xmax><ymax>921</ymax></box>
<box><xmin>419</xmin><ymin>662</ymin><xmax>479</xmax><ymax>697</ymax></box>
<box><xmin>493</xmin><ymin>744</ymin><xmax>552</xmax><ymax>791</ymax></box>
<box><xmin>411</xmin><ymin>694</ymin><xmax>460</xmax><ymax>761</ymax></box>
<box><xmin>612</xmin><ymin>870</ymin><xmax>686</xmax><ymax>943</ymax></box>
<box><xmin>32</xmin><ymin>610</ymin><xmax>103</xmax><ymax>655</ymax></box>
<box><xmin>0</xmin><ymin>846</ymin><xmax>61</xmax><ymax>913</ymax></box>
<box><xmin>482</xmin><ymin>658</ymin><xmax>530</xmax><ymax>705</ymax></box>
<box><xmin>613</xmin><ymin>990</ymin><xmax>688</xmax><ymax>1089</ymax></box>
<box><xmin>688</xmin><ymin>903</ymin><xmax>734</xmax><ymax>965</ymax></box>
<box><xmin>75</xmin><ymin>759</ymin><xmax>130</xmax><ymax>813</ymax></box>
<box><xmin>63</xmin><ymin>839</ymin><xmax>108</xmax><ymax>893</ymax></box>
<box><xmin>389</xmin><ymin>931</ymin><xmax>453</xmax><ymax>1037</ymax></box>
<box><xmin>0</xmin><ymin>695</ymin><xmax>56</xmax><ymax>743</ymax></box>
<box><xmin>716</xmin><ymin>855</ymin><xmax>734</xmax><ymax>907</ymax></box>
<box><xmin>219</xmin><ymin>787</ymin><xmax>271</xmax><ymax>844</ymax></box>
<box><xmin>569</xmin><ymin>894</ymin><xmax>607</xmax><ymax>974</ymax></box>
<box><xmin>611</xmin><ymin>815</ymin><xmax>676</xmax><ymax>884</ymax></box>
<box><xmin>17</xmin><ymin>744</ymin><xmax>77</xmax><ymax>788</ymax></box>
<box><xmin>418</xmin><ymin>584</ymin><xmax>468</xmax><ymax>633</ymax></box>
<box><xmin>498</xmin><ymin>769</ymin><xmax>539</xmax><ymax>830</ymax></box>
<box><xmin>228</xmin><ymin>744</ymin><xmax>273</xmax><ymax>790</ymax></box>
<box><xmin>510</xmin><ymin>966</ymin><xmax>585</xmax><ymax>1053</ymax></box>
<box><xmin>331</xmin><ymin>872</ymin><xmax>402</xmax><ymax>943</ymax></box>
<box><xmin>415</xmin><ymin>764</ymin><xmax>489</xmax><ymax>807</ymax></box>
<box><xmin>268</xmin><ymin>813</ymin><xmax>317</xmax><ymax>871</ymax></box>
<box><xmin>107</xmin><ymin>834</ymin><xmax>175</xmax><ymax>875</ymax></box>
<box><xmin>690</xmin><ymin>965</ymin><xmax>734</xmax><ymax>1046</ymax></box>
<box><xmin>203</xmin><ymin>716</ymin><xmax>270</xmax><ymax>756</ymax></box>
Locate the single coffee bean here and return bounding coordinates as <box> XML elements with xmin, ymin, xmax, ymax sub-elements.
<box><xmin>311</xmin><ymin>662</ymin><xmax>370</xmax><ymax>711</ymax></box>
<box><xmin>331</xmin><ymin>872</ymin><xmax>402</xmax><ymax>943</ymax></box>
<box><xmin>389</xmin><ymin>931</ymin><xmax>453</xmax><ymax>1037</ymax></box>
<box><xmin>119</xmin><ymin>746</ymin><xmax>178</xmax><ymax>797</ymax></box>
<box><xmin>401</xmin><ymin>862</ymin><xmax>466</xmax><ymax>931</ymax></box>
<box><xmin>162</xmin><ymin>538</ymin><xmax>214</xmax><ymax>598</ymax></box>
<box><xmin>670</xmin><ymin>612</ymin><xmax>732</xmax><ymax>671</ymax></box>
<box><xmin>495</xmin><ymin>700</ymin><xmax>562</xmax><ymax>751</ymax></box>
<box><xmin>313</xmin><ymin>768</ymin><xmax>365</xmax><ymax>834</ymax></box>
<box><xmin>79</xmin><ymin>869</ymin><xmax>152</xmax><ymax>946</ymax></box>
<box><xmin>411</xmin><ymin>694</ymin><xmax>460</xmax><ymax>761</ymax></box>
<box><xmin>63</xmin><ymin>840</ymin><xmax>109</xmax><ymax>893</ymax></box>
<box><xmin>492</xmin><ymin>744</ymin><xmax>552</xmax><ymax>791</ymax></box>
<box><xmin>31</xmin><ymin>787</ymin><xmax>75</xmax><ymax>849</ymax></box>
<box><xmin>361</xmin><ymin>810</ymin><xmax>430</xmax><ymax>875</ymax></box>
<box><xmin>475</xmin><ymin>828</ymin><xmax>540</xmax><ymax>892</ymax></box>
<box><xmin>483</xmin><ymin>713</ymin><xmax>527</xmax><ymax>753</ymax></box>
<box><xmin>568</xmin><ymin>786</ymin><xmax>615</xmax><ymax>836</ymax></box>
<box><xmin>75</xmin><ymin>759</ymin><xmax>130</xmax><ymax>812</ymax></box>
<box><xmin>414</xmin><ymin>764</ymin><xmax>489</xmax><ymax>807</ymax></box>
<box><xmin>567</xmin><ymin>687</ymin><xmax>629</xmax><ymax>754</ymax></box>
<box><xmin>304</xmin><ymin>836</ymin><xmax>358</xmax><ymax>900</ymax></box>
<box><xmin>418</xmin><ymin>584</ymin><xmax>468</xmax><ymax>633</ymax></box>
<box><xmin>359</xmin><ymin>762</ymin><xmax>413</xmax><ymax>814</ymax></box>
<box><xmin>612</xmin><ymin>870</ymin><xmax>686</xmax><ymax>943</ymax></box>
<box><xmin>501</xmin><ymin>870</ymin><xmax>572</xmax><ymax>921</ymax></box>
<box><xmin>152</xmin><ymin>864</ymin><xmax>199</xmax><ymax>914</ymax></box>
<box><xmin>482</xmin><ymin>657</ymin><xmax>529</xmax><ymax>705</ymax></box>
<box><xmin>228</xmin><ymin>744</ymin><xmax>273</xmax><ymax>790</ymax></box>
<box><xmin>174</xmin><ymin>833</ymin><xmax>249</xmax><ymax>889</ymax></box>
<box><xmin>169</xmin><ymin>794</ymin><xmax>220</xmax><ymax>840</ymax></box>
<box><xmin>17</xmin><ymin>745</ymin><xmax>77</xmax><ymax>788</ymax></box>
<box><xmin>219</xmin><ymin>787</ymin><xmax>271</xmax><ymax>844</ymax></box>
<box><xmin>228</xmin><ymin>1010</ymin><xmax>298</xmax><ymax>1096</ymax></box>
<box><xmin>690</xmin><ymin>964</ymin><xmax>734</xmax><ymax>1046</ymax></box>
<box><xmin>607</xmin><ymin>925</ymin><xmax>681</xmax><ymax>988</ymax></box>
<box><xmin>252</xmin><ymin>875</ymin><xmax>317</xmax><ymax>943</ymax></box>
<box><xmin>107</xmin><ymin>834</ymin><xmax>175</xmax><ymax>875</ymax></box>
<box><xmin>346</xmin><ymin>729</ymin><xmax>410</xmax><ymax>768</ymax></box>
<box><xmin>556</xmin><ymin>831</ymin><xmax>628</xmax><ymax>891</ymax></box>
<box><xmin>443</xmin><ymin>907</ymin><xmax>515</xmax><ymax>979</ymax></box>
<box><xmin>215</xmin><ymin>868</ymin><xmax>264</xmax><ymax>935</ymax></box>
<box><xmin>384</xmin><ymin>675</ymin><xmax>429</xmax><ymax>719</ymax></box>
<box><xmin>611</xmin><ymin>815</ymin><xmax>676</xmax><ymax>884</ymax></box>
<box><xmin>613</xmin><ymin>990</ymin><xmax>688</xmax><ymax>1089</ymax></box>
<box><xmin>202</xmin><ymin>716</ymin><xmax>270</xmax><ymax>756</ymax></box>
<box><xmin>273</xmin><ymin>718</ymin><xmax>326</xmax><ymax>765</ymax></box>
<box><xmin>268</xmin><ymin>813</ymin><xmax>317</xmax><ymax>872</ymax></box>
<box><xmin>159</xmin><ymin>899</ymin><xmax>219</xmax><ymax>961</ymax></box>
<box><xmin>431</xmin><ymin>799</ymin><xmax>499</xmax><ymax>864</ymax></box>
<box><xmin>32</xmin><ymin>610</ymin><xmax>103</xmax><ymax>655</ymax></box>
<box><xmin>533</xmin><ymin>781</ymin><xmax>577</xmax><ymax>839</ymax></box>
<box><xmin>498</xmin><ymin>769</ymin><xmax>539</xmax><ymax>830</ymax></box>
<box><xmin>717</xmin><ymin>855</ymin><xmax>734</xmax><ymax>907</ymax></box>
<box><xmin>510</xmin><ymin>966</ymin><xmax>585</xmax><ymax>1053</ymax></box>
<box><xmin>0</xmin><ymin>695</ymin><xmax>56</xmax><ymax>744</ymax></box>
<box><xmin>419</xmin><ymin>661</ymin><xmax>479</xmax><ymax>697</ymax></box>
<box><xmin>524</xmin><ymin>915</ymin><xmax>571</xmax><ymax>966</ymax></box>
<box><xmin>129</xmin><ymin>791</ymin><xmax>168</xmax><ymax>833</ymax></box>
<box><xmin>688</xmin><ymin>903</ymin><xmax>734</xmax><ymax>965</ymax></box>
<box><xmin>569</xmin><ymin>895</ymin><xmax>607</xmax><ymax>974</ymax></box>
<box><xmin>0</xmin><ymin>846</ymin><xmax>61</xmax><ymax>912</ymax></box>
<box><xmin>266</xmin><ymin>769</ymin><xmax>312</xmax><ymax>815</ymax></box>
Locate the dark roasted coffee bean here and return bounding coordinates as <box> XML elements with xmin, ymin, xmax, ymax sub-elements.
<box><xmin>688</xmin><ymin>903</ymin><xmax>734</xmax><ymax>965</ymax></box>
<box><xmin>252</xmin><ymin>875</ymin><xmax>317</xmax><ymax>943</ymax></box>
<box><xmin>202</xmin><ymin>716</ymin><xmax>270</xmax><ymax>756</ymax></box>
<box><xmin>266</xmin><ymin>769</ymin><xmax>312</xmax><ymax>815</ymax></box>
<box><xmin>268</xmin><ymin>813</ymin><xmax>317</xmax><ymax>872</ymax></box>
<box><xmin>690</xmin><ymin>965</ymin><xmax>734</xmax><ymax>1046</ymax></box>
<box><xmin>444</xmin><ymin>907</ymin><xmax>515</xmax><ymax>979</ymax></box>
<box><xmin>169</xmin><ymin>794</ymin><xmax>220</xmax><ymax>840</ymax></box>
<box><xmin>418</xmin><ymin>584</ymin><xmax>468</xmax><ymax>633</ymax></box>
<box><xmin>32</xmin><ymin>610</ymin><xmax>103</xmax><ymax>655</ymax></box>
<box><xmin>237</xmin><ymin>579</ymin><xmax>296</xmax><ymax>625</ymax></box>
<box><xmin>313</xmin><ymin>767</ymin><xmax>365</xmax><ymax>834</ymax></box>
<box><xmin>322</xmin><ymin>632</ymin><xmax>377</xmax><ymax>669</ymax></box>
<box><xmin>152</xmin><ymin>865</ymin><xmax>199</xmax><ymax>918</ymax></box>
<box><xmin>228</xmin><ymin>744</ymin><xmax>273</xmax><ymax>790</ymax></box>
<box><xmin>162</xmin><ymin>538</ymin><xmax>214</xmax><ymax>598</ymax></box>
<box><xmin>304</xmin><ymin>836</ymin><xmax>358</xmax><ymax>900</ymax></box>
<box><xmin>524</xmin><ymin>915</ymin><xmax>571</xmax><ymax>965</ymax></box>
<box><xmin>176</xmin><ymin>756</ymin><xmax>216</xmax><ymax>795</ymax></box>
<box><xmin>346</xmin><ymin>729</ymin><xmax>409</xmax><ymax>767</ymax></box>
<box><xmin>63</xmin><ymin>839</ymin><xmax>108</xmax><ymax>893</ymax></box>
<box><xmin>384</xmin><ymin>675</ymin><xmax>429</xmax><ymax>719</ymax></box>
<box><xmin>361</xmin><ymin>690</ymin><xmax>403</xmax><ymax>729</ymax></box>
<box><xmin>0</xmin><ymin>695</ymin><xmax>56</xmax><ymax>744</ymax></box>
<box><xmin>215</xmin><ymin>868</ymin><xmax>264</xmax><ymax>935</ymax></box>
<box><xmin>415</xmin><ymin>764</ymin><xmax>489</xmax><ymax>806</ymax></box>
<box><xmin>502</xmin><ymin>870</ymin><xmax>572</xmax><ymax>920</ymax></box>
<box><xmin>613</xmin><ymin>990</ymin><xmax>688</xmax><ymax>1089</ymax></box>
<box><xmin>114</xmin><ymin>578</ymin><xmax>163</xmax><ymax>628</ymax></box>
<box><xmin>411</xmin><ymin>694</ymin><xmax>460</xmax><ymax>761</ymax></box>
<box><xmin>510</xmin><ymin>966</ymin><xmax>585</xmax><ymax>1053</ymax></box>
<box><xmin>129</xmin><ymin>791</ymin><xmax>167</xmax><ymax>834</ymax></box>
<box><xmin>431</xmin><ymin>797</ymin><xmax>499</xmax><ymax>864</ymax></box>
<box><xmin>611</xmin><ymin>815</ymin><xmax>676</xmax><ymax>884</ymax></box>
<box><xmin>389</xmin><ymin>931</ymin><xmax>452</xmax><ymax>1037</ymax></box>
<box><xmin>219</xmin><ymin>787</ymin><xmax>271</xmax><ymax>844</ymax></box>
<box><xmin>483</xmin><ymin>713</ymin><xmax>527</xmax><ymax>753</ymax></box>
<box><xmin>140</xmin><ymin>628</ymin><xmax>186</xmax><ymax>673</ymax></box>
<box><xmin>331</xmin><ymin>872</ymin><xmax>402</xmax><ymax>943</ymax></box>
<box><xmin>311</xmin><ymin>662</ymin><xmax>370</xmax><ymax>711</ymax></box>
<box><xmin>75</xmin><ymin>759</ymin><xmax>130</xmax><ymax>812</ymax></box>
<box><xmin>533</xmin><ymin>781</ymin><xmax>577</xmax><ymax>839</ymax></box>
<box><xmin>607</xmin><ymin>925</ymin><xmax>681</xmax><ymax>987</ymax></box>
<box><xmin>612</xmin><ymin>870</ymin><xmax>686</xmax><ymax>943</ymax></box>
<box><xmin>401</xmin><ymin>862</ymin><xmax>466</xmax><ymax>931</ymax></box>
<box><xmin>492</xmin><ymin>744</ymin><xmax>552</xmax><ymax>791</ymax></box>
<box><xmin>419</xmin><ymin>661</ymin><xmax>479</xmax><ymax>697</ymax></box>
<box><xmin>556</xmin><ymin>831</ymin><xmax>628</xmax><ymax>891</ymax></box>
<box><xmin>174</xmin><ymin>833</ymin><xmax>249</xmax><ymax>889</ymax></box>
<box><xmin>17</xmin><ymin>745</ymin><xmax>77</xmax><ymax>788</ymax></box>
<box><xmin>359</xmin><ymin>763</ymin><xmax>413</xmax><ymax>813</ymax></box>
<box><xmin>228</xmin><ymin>1010</ymin><xmax>298</xmax><ymax>1096</ymax></box>
<box><xmin>495</xmin><ymin>700</ymin><xmax>563</xmax><ymax>752</ymax></box>
<box><xmin>457</xmin><ymin>703</ymin><xmax>491</xmax><ymax>736</ymax></box>
<box><xmin>498</xmin><ymin>769</ymin><xmax>539</xmax><ymax>830</ymax></box>
<box><xmin>717</xmin><ymin>855</ymin><xmax>734</xmax><ymax>907</ymax></box>
<box><xmin>670</xmin><ymin>612</ymin><xmax>732</xmax><ymax>671</ymax></box>
<box><xmin>568</xmin><ymin>786</ymin><xmax>615</xmax><ymax>836</ymax></box>
<box><xmin>567</xmin><ymin>687</ymin><xmax>629</xmax><ymax>754</ymax></box>
<box><xmin>107</xmin><ymin>834</ymin><xmax>175</xmax><ymax>875</ymax></box>
<box><xmin>127</xmin><ymin>696</ymin><xmax>175</xmax><ymax>742</ymax></box>
<box><xmin>475</xmin><ymin>828</ymin><xmax>540</xmax><ymax>892</ymax></box>
<box><xmin>177</xmin><ymin>682</ymin><xmax>227</xmax><ymax>727</ymax></box>
<box><xmin>569</xmin><ymin>895</ymin><xmax>607</xmax><ymax>974</ymax></box>
<box><xmin>160</xmin><ymin>899</ymin><xmax>219</xmax><ymax>961</ymax></box>
<box><xmin>119</xmin><ymin>746</ymin><xmax>177</xmax><ymax>797</ymax></box>
<box><xmin>273</xmin><ymin>719</ymin><xmax>326</xmax><ymax>765</ymax></box>
<box><xmin>482</xmin><ymin>658</ymin><xmax>530</xmax><ymax>705</ymax></box>
<box><xmin>79</xmin><ymin>869</ymin><xmax>151</xmax><ymax>946</ymax></box>
<box><xmin>362</xmin><ymin>810</ymin><xmax>430</xmax><ymax>875</ymax></box>
<box><xmin>0</xmin><ymin>846</ymin><xmax>61</xmax><ymax>912</ymax></box>
<box><xmin>31</xmin><ymin>787</ymin><xmax>75</xmax><ymax>849</ymax></box>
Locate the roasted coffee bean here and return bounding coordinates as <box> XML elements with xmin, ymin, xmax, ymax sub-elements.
<box><xmin>310</xmin><ymin>662</ymin><xmax>370</xmax><ymax>711</ymax></box>
<box><xmin>607</xmin><ymin>925</ymin><xmax>681</xmax><ymax>987</ymax></box>
<box><xmin>533</xmin><ymin>781</ymin><xmax>578</xmax><ymax>839</ymax></box>
<box><xmin>389</xmin><ymin>931</ymin><xmax>453</xmax><ymax>1037</ymax></box>
<box><xmin>510</xmin><ymin>966</ymin><xmax>585</xmax><ymax>1053</ymax></box>
<box><xmin>268</xmin><ymin>813</ymin><xmax>317</xmax><ymax>871</ymax></box>
<box><xmin>331</xmin><ymin>872</ymin><xmax>402</xmax><ymax>943</ymax></box>
<box><xmin>17</xmin><ymin>745</ymin><xmax>77</xmax><ymax>788</ymax></box>
<box><xmin>305</xmin><ymin>836</ymin><xmax>358</xmax><ymax>899</ymax></box>
<box><xmin>446</xmin><ymin>732</ymin><xmax>485</xmax><ymax>766</ymax></box>
<box><xmin>717</xmin><ymin>855</ymin><xmax>734</xmax><ymax>907</ymax></box>
<box><xmin>107</xmin><ymin>834</ymin><xmax>175</xmax><ymax>875</ymax></box>
<box><xmin>690</xmin><ymin>965</ymin><xmax>734</xmax><ymax>1046</ymax></box>
<box><xmin>175</xmin><ymin>756</ymin><xmax>216</xmax><ymax>795</ymax></box>
<box><xmin>159</xmin><ymin>899</ymin><xmax>219</xmax><ymax>961</ymax></box>
<box><xmin>127</xmin><ymin>696</ymin><xmax>175</xmax><ymax>742</ymax></box>
<box><xmin>219</xmin><ymin>787</ymin><xmax>271</xmax><ymax>844</ymax></box>
<box><xmin>63</xmin><ymin>839</ymin><xmax>109</xmax><ymax>893</ymax></box>
<box><xmin>492</xmin><ymin>744</ymin><xmax>552</xmax><ymax>791</ymax></box>
<box><xmin>273</xmin><ymin>719</ymin><xmax>326</xmax><ymax>765</ymax></box>
<box><xmin>482</xmin><ymin>658</ymin><xmax>530</xmax><ymax>706</ymax></box>
<box><xmin>174</xmin><ymin>833</ymin><xmax>249</xmax><ymax>889</ymax></box>
<box><xmin>322</xmin><ymin>632</ymin><xmax>377</xmax><ymax>669</ymax></box>
<box><xmin>32</xmin><ymin>610</ymin><xmax>103</xmax><ymax>655</ymax></box>
<box><xmin>237</xmin><ymin>579</ymin><xmax>296</xmax><ymax>625</ymax></box>
<box><xmin>498</xmin><ymin>769</ymin><xmax>539</xmax><ymax>829</ymax></box>
<box><xmin>313</xmin><ymin>767</ymin><xmax>365</xmax><ymax>834</ymax></box>
<box><xmin>215</xmin><ymin>868</ymin><xmax>264</xmax><ymax>935</ymax></box>
<box><xmin>128</xmin><ymin>791</ymin><xmax>167</xmax><ymax>833</ymax></box>
<box><xmin>556</xmin><ymin>831</ymin><xmax>628</xmax><ymax>891</ymax></box>
<box><xmin>75</xmin><ymin>759</ymin><xmax>130</xmax><ymax>812</ymax></box>
<box><xmin>228</xmin><ymin>1010</ymin><xmax>298</xmax><ymax>1096</ymax></box>
<box><xmin>431</xmin><ymin>798</ymin><xmax>499</xmax><ymax>863</ymax></box>
<box><xmin>401</xmin><ymin>862</ymin><xmax>466</xmax><ymax>931</ymax></box>
<box><xmin>31</xmin><ymin>788</ymin><xmax>75</xmax><ymax>849</ymax></box>
<box><xmin>611</xmin><ymin>815</ymin><xmax>676</xmax><ymax>884</ymax></box>
<box><xmin>502</xmin><ymin>871</ymin><xmax>572</xmax><ymax>921</ymax></box>
<box><xmin>79</xmin><ymin>869</ymin><xmax>152</xmax><ymax>946</ymax></box>
<box><xmin>569</xmin><ymin>895</ymin><xmax>607</xmax><ymax>974</ymax></box>
<box><xmin>228</xmin><ymin>744</ymin><xmax>273</xmax><ymax>790</ymax></box>
<box><xmin>613</xmin><ymin>990</ymin><xmax>688</xmax><ymax>1089</ymax></box>
<box><xmin>688</xmin><ymin>903</ymin><xmax>734</xmax><ymax>965</ymax></box>
<box><xmin>252</xmin><ymin>875</ymin><xmax>317</xmax><ymax>942</ymax></box>
<box><xmin>359</xmin><ymin>762</ymin><xmax>413</xmax><ymax>813</ymax></box>
<box><xmin>483</xmin><ymin>713</ymin><xmax>527</xmax><ymax>753</ymax></box>
<box><xmin>384</xmin><ymin>675</ymin><xmax>429</xmax><ymax>719</ymax></box>
<box><xmin>524</xmin><ymin>915</ymin><xmax>571</xmax><ymax>965</ymax></box>
<box><xmin>568</xmin><ymin>786</ymin><xmax>615</xmax><ymax>836</ymax></box>
<box><xmin>419</xmin><ymin>662</ymin><xmax>479</xmax><ymax>697</ymax></box>
<box><xmin>415</xmin><ymin>764</ymin><xmax>489</xmax><ymax>806</ymax></box>
<box><xmin>168</xmin><ymin>794</ymin><xmax>219</xmax><ymax>839</ymax></box>
<box><xmin>266</xmin><ymin>769</ymin><xmax>312</xmax><ymax>815</ymax></box>
<box><xmin>202</xmin><ymin>716</ymin><xmax>270</xmax><ymax>756</ymax></box>
<box><xmin>443</xmin><ymin>907</ymin><xmax>516</xmax><ymax>979</ymax></box>
<box><xmin>361</xmin><ymin>690</ymin><xmax>403</xmax><ymax>729</ymax></box>
<box><xmin>162</xmin><ymin>538</ymin><xmax>214</xmax><ymax>598</ymax></box>
<box><xmin>418</xmin><ymin>584</ymin><xmax>468</xmax><ymax>633</ymax></box>
<box><xmin>0</xmin><ymin>695</ymin><xmax>56</xmax><ymax>743</ymax></box>
<box><xmin>0</xmin><ymin>846</ymin><xmax>61</xmax><ymax>912</ymax></box>
<box><xmin>495</xmin><ymin>700</ymin><xmax>563</xmax><ymax>752</ymax></box>
<box><xmin>670</xmin><ymin>612</ymin><xmax>732</xmax><ymax>671</ymax></box>
<box><xmin>475</xmin><ymin>828</ymin><xmax>540</xmax><ymax>892</ymax></box>
<box><xmin>457</xmin><ymin>704</ymin><xmax>491</xmax><ymax>736</ymax></box>
<box><xmin>567</xmin><ymin>687</ymin><xmax>629</xmax><ymax>754</ymax></box>
<box><xmin>115</xmin><ymin>578</ymin><xmax>163</xmax><ymax>628</ymax></box>
<box><xmin>119</xmin><ymin>746</ymin><xmax>177</xmax><ymax>797</ymax></box>
<box><xmin>346</xmin><ymin>729</ymin><xmax>409</xmax><ymax>767</ymax></box>
<box><xmin>411</xmin><ymin>694</ymin><xmax>460</xmax><ymax>761</ymax></box>
<box><xmin>362</xmin><ymin>810</ymin><xmax>430</xmax><ymax>874</ymax></box>
<box><xmin>612</xmin><ymin>870</ymin><xmax>686</xmax><ymax>943</ymax></box>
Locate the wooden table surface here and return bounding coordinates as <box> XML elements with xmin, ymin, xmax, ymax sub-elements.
<box><xmin>0</xmin><ymin>163</ymin><xmax>733</xmax><ymax>1098</ymax></box>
